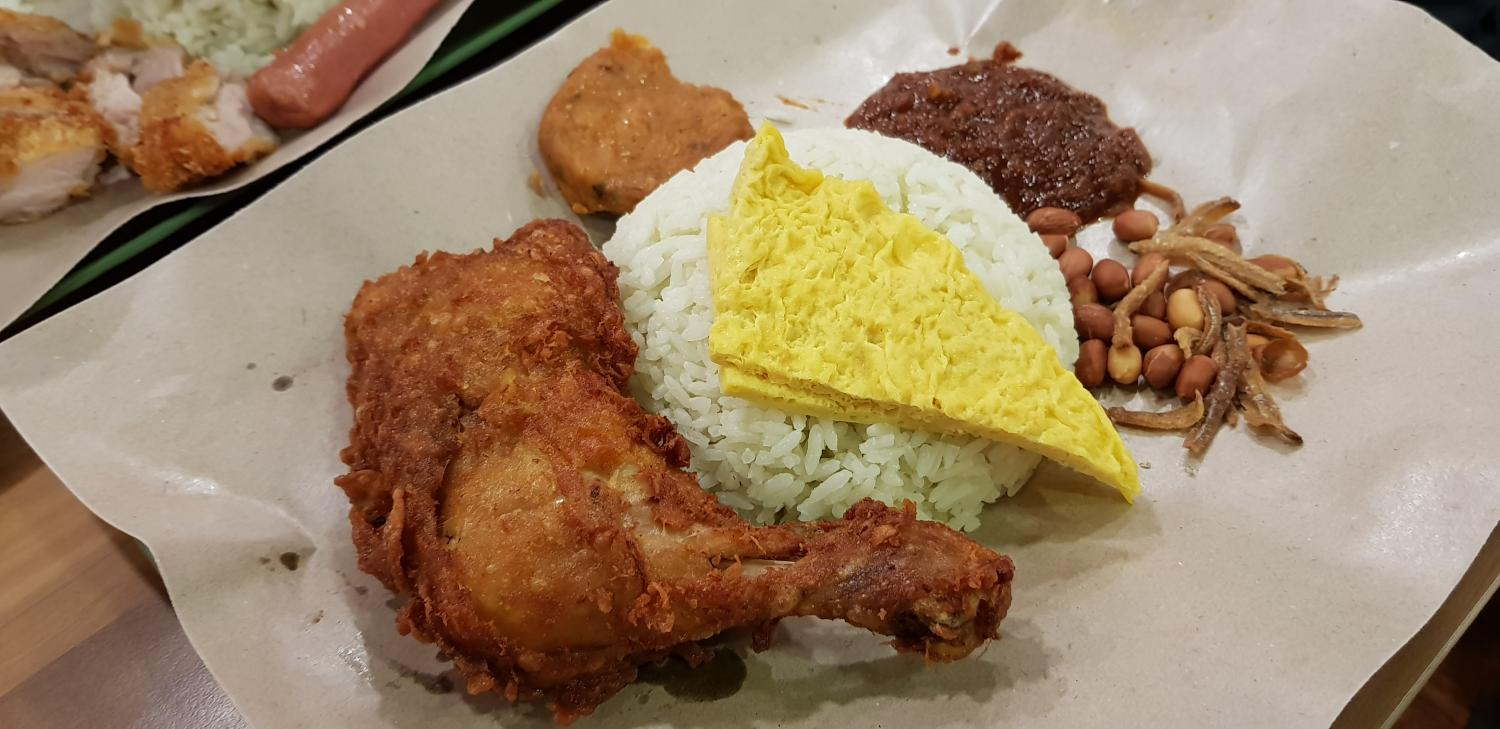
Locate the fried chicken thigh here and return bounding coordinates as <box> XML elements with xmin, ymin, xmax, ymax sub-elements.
<box><xmin>81</xmin><ymin>45</ymin><xmax>187</xmax><ymax>165</ymax></box>
<box><xmin>0</xmin><ymin>85</ymin><xmax>106</xmax><ymax>223</ymax></box>
<box><xmin>129</xmin><ymin>59</ymin><xmax>276</xmax><ymax>192</ymax></box>
<box><xmin>0</xmin><ymin>9</ymin><xmax>97</xmax><ymax>84</ymax></box>
<box><xmin>338</xmin><ymin>220</ymin><xmax>1015</xmax><ymax>722</ymax></box>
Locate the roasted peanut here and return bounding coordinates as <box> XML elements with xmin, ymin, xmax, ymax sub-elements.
<box><xmin>1041</xmin><ymin>233</ymin><xmax>1069</xmax><ymax>259</ymax></box>
<box><xmin>1248</xmin><ymin>254</ymin><xmax>1300</xmax><ymax>279</ymax></box>
<box><xmin>1027</xmin><ymin>206</ymin><xmax>1083</xmax><ymax>236</ymax></box>
<box><xmin>1108</xmin><ymin>343</ymin><xmax>1142</xmax><ymax>385</ymax></box>
<box><xmin>1261</xmin><ymin>338</ymin><xmax>1310</xmax><ymax>381</ymax></box>
<box><xmin>1166</xmin><ymin>288</ymin><xmax>1205</xmax><ymax>331</ymax></box>
<box><xmin>1068</xmin><ymin>276</ymin><xmax>1099</xmax><ymax>306</ymax></box>
<box><xmin>1075</xmin><ymin>339</ymin><xmax>1107</xmax><ymax>387</ymax></box>
<box><xmin>1142</xmin><ymin>344</ymin><xmax>1185</xmax><ymax>389</ymax></box>
<box><xmin>1176</xmin><ymin>354</ymin><xmax>1219</xmax><ymax>401</ymax></box>
<box><xmin>1113</xmin><ymin>209</ymin><xmax>1159</xmax><ymax>242</ymax></box>
<box><xmin>1201</xmin><ymin>278</ymin><xmax>1237</xmax><ymax>314</ymax></box>
<box><xmin>1091</xmin><ymin>259</ymin><xmax>1132</xmax><ymax>301</ymax></box>
<box><xmin>1131</xmin><ymin>314</ymin><xmax>1172</xmax><ymax>349</ymax></box>
<box><xmin>1133</xmin><ymin>252</ymin><xmax>1168</xmax><ymax>285</ymax></box>
<box><xmin>1059</xmin><ymin>247</ymin><xmax>1093</xmax><ymax>281</ymax></box>
<box><xmin>1140</xmin><ymin>291</ymin><xmax>1167</xmax><ymax>320</ymax></box>
<box><xmin>1166</xmin><ymin>269</ymin><xmax>1207</xmax><ymax>297</ymax></box>
<box><xmin>1203</xmin><ymin>223</ymin><xmax>1239</xmax><ymax>248</ymax></box>
<box><xmin>1074</xmin><ymin>303</ymin><xmax>1114</xmax><ymax>340</ymax></box>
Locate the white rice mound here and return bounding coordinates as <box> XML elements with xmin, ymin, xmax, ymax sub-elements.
<box><xmin>2</xmin><ymin>0</ymin><xmax>338</xmax><ymax>77</ymax></box>
<box><xmin>603</xmin><ymin>128</ymin><xmax>1076</xmax><ymax>532</ymax></box>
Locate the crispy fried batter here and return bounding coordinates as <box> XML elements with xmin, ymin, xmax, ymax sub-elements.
<box><xmin>338</xmin><ymin>220</ymin><xmax>1015</xmax><ymax>723</ymax></box>
<box><xmin>0</xmin><ymin>9</ymin><xmax>97</xmax><ymax>84</ymax></box>
<box><xmin>130</xmin><ymin>60</ymin><xmax>275</xmax><ymax>192</ymax></box>
<box><xmin>0</xmin><ymin>85</ymin><xmax>107</xmax><ymax>223</ymax></box>
<box><xmin>538</xmin><ymin>30</ymin><xmax>753</xmax><ymax>216</ymax></box>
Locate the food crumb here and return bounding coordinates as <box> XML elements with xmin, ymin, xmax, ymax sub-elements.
<box><xmin>992</xmin><ymin>41</ymin><xmax>1022</xmax><ymax>63</ymax></box>
<box><xmin>245</xmin><ymin>362</ymin><xmax>256</xmax><ymax>370</ymax></box>
<box><xmin>528</xmin><ymin>169</ymin><xmax>545</xmax><ymax>197</ymax></box>
<box><xmin>272</xmin><ymin>375</ymin><xmax>293</xmax><ymax>391</ymax></box>
<box><xmin>354</xmin><ymin>585</ymin><xmax>368</xmax><ymax>596</ymax></box>
<box><xmin>309</xmin><ymin>610</ymin><xmax>323</xmax><ymax>625</ymax></box>
<box><xmin>102</xmin><ymin>18</ymin><xmax>145</xmax><ymax>47</ymax></box>
<box><xmin>776</xmin><ymin>94</ymin><xmax>811</xmax><ymax>110</ymax></box>
<box><xmin>278</xmin><ymin>552</ymin><xmax>301</xmax><ymax>571</ymax></box>
<box><xmin>946</xmin><ymin>46</ymin><xmax>960</xmax><ymax>56</ymax></box>
<box><xmin>257</xmin><ymin>556</ymin><xmax>271</xmax><ymax>566</ymax></box>
<box><xmin>1140</xmin><ymin>462</ymin><xmax>1152</xmax><ymax>469</ymax></box>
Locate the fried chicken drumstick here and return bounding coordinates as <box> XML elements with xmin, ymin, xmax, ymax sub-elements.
<box><xmin>337</xmin><ymin>220</ymin><xmax>1015</xmax><ymax>722</ymax></box>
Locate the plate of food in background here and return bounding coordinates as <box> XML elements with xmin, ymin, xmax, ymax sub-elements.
<box><xmin>0</xmin><ymin>0</ymin><xmax>486</xmax><ymax>328</ymax></box>
<box><xmin>1</xmin><ymin>0</ymin><xmax>1498</xmax><ymax>728</ymax></box>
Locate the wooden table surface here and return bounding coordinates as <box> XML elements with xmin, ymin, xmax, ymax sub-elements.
<box><xmin>0</xmin><ymin>414</ymin><xmax>245</xmax><ymax>729</ymax></box>
<box><xmin>0</xmin><ymin>411</ymin><xmax>1492</xmax><ymax>729</ymax></box>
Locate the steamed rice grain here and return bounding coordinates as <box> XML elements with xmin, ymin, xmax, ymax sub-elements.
<box><xmin>603</xmin><ymin>128</ymin><xmax>1075</xmax><ymax>531</ymax></box>
<box><xmin>1</xmin><ymin>0</ymin><xmax>338</xmax><ymax>76</ymax></box>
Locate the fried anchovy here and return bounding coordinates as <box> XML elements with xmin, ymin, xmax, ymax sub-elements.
<box><xmin>1108</xmin><ymin>394</ymin><xmax>1206</xmax><ymax>431</ymax></box>
<box><xmin>1185</xmin><ymin>324</ymin><xmax>1248</xmax><ymax>454</ymax></box>
<box><xmin>1133</xmin><ymin>236</ymin><xmax>1287</xmax><ymax>296</ymax></box>
<box><xmin>1247</xmin><ymin>302</ymin><xmax>1362</xmax><ymax>329</ymax></box>
<box><xmin>1174</xmin><ymin>326</ymin><xmax>1201</xmax><ymax>354</ymax></box>
<box><xmin>1140</xmin><ymin>179</ymin><xmax>1189</xmax><ymax>222</ymax></box>
<box><xmin>1193</xmin><ymin>283</ymin><xmax>1222</xmax><ymax>357</ymax></box>
<box><xmin>1173</xmin><ymin>197</ymin><xmax>1239</xmax><ymax>235</ymax></box>
<box><xmin>1112</xmin><ymin>264</ymin><xmax>1171</xmax><ymax>350</ymax></box>
<box><xmin>1245</xmin><ymin>320</ymin><xmax>1298</xmax><ymax>341</ymax></box>
<box><xmin>1228</xmin><ymin>323</ymin><xmax>1302</xmax><ymax>445</ymax></box>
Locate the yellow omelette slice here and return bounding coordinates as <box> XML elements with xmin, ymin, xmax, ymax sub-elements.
<box><xmin>706</xmin><ymin>125</ymin><xmax>1139</xmax><ymax>500</ymax></box>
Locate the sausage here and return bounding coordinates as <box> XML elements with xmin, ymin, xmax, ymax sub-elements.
<box><xmin>248</xmin><ymin>0</ymin><xmax>444</xmax><ymax>129</ymax></box>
